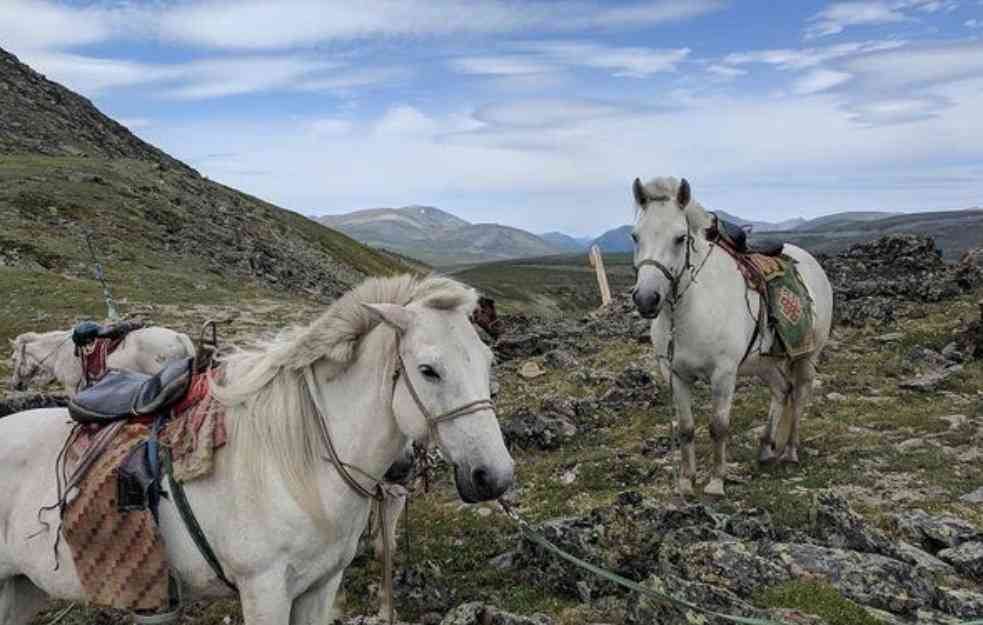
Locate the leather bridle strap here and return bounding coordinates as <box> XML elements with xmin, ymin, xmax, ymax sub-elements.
<box><xmin>392</xmin><ymin>333</ymin><xmax>494</xmax><ymax>451</ymax></box>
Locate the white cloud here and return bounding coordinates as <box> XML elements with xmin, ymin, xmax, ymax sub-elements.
<box><xmin>451</xmin><ymin>56</ymin><xmax>556</xmax><ymax>76</ymax></box>
<box><xmin>0</xmin><ymin>0</ymin><xmax>119</xmax><ymax>52</ymax></box>
<box><xmin>706</xmin><ymin>64</ymin><xmax>747</xmax><ymax>78</ymax></box>
<box><xmin>845</xmin><ymin>95</ymin><xmax>951</xmax><ymax>124</ymax></box>
<box><xmin>724</xmin><ymin>40</ymin><xmax>906</xmax><ymax>71</ymax></box>
<box><xmin>473</xmin><ymin>99</ymin><xmax>626</xmax><ymax>128</ymax></box>
<box><xmin>156</xmin><ymin>0</ymin><xmax>723</xmax><ymax>50</ymax></box>
<box><xmin>161</xmin><ymin>56</ymin><xmax>338</xmax><ymax>100</ymax></box>
<box><xmin>805</xmin><ymin>1</ymin><xmax>961</xmax><ymax>38</ymax></box>
<box><xmin>966</xmin><ymin>18</ymin><xmax>982</xmax><ymax>27</ymax></box>
<box><xmin>309</xmin><ymin>119</ymin><xmax>353</xmax><ymax>137</ymax></box>
<box><xmin>374</xmin><ymin>106</ymin><xmax>438</xmax><ymax>137</ymax></box>
<box><xmin>792</xmin><ymin>69</ymin><xmax>852</xmax><ymax>94</ymax></box>
<box><xmin>517</xmin><ymin>41</ymin><xmax>690</xmax><ymax>77</ymax></box>
<box><xmin>841</xmin><ymin>41</ymin><xmax>983</xmax><ymax>90</ymax></box>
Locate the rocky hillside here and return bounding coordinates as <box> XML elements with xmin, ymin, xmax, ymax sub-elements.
<box><xmin>0</xmin><ymin>46</ymin><xmax>407</xmax><ymax>347</ymax></box>
<box><xmin>319</xmin><ymin>205</ymin><xmax>567</xmax><ymax>268</ymax></box>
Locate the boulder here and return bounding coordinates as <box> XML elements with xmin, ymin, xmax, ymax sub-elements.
<box><xmin>938</xmin><ymin>541</ymin><xmax>983</xmax><ymax>580</ymax></box>
<box><xmin>936</xmin><ymin>587</ymin><xmax>983</xmax><ymax>619</ymax></box>
<box><xmin>502</xmin><ymin>411</ymin><xmax>578</xmax><ymax>450</ymax></box>
<box><xmin>889</xmin><ymin>510</ymin><xmax>982</xmax><ymax>553</ymax></box>
<box><xmin>440</xmin><ymin>603</ymin><xmax>552</xmax><ymax>625</ymax></box>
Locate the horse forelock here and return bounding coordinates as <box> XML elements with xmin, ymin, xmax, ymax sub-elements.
<box><xmin>212</xmin><ymin>273</ymin><xmax>477</xmax><ymax>532</ymax></box>
<box><xmin>636</xmin><ymin>176</ymin><xmax>711</xmax><ymax>232</ymax></box>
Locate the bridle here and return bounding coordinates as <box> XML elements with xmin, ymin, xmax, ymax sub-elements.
<box><xmin>300</xmin><ymin>327</ymin><xmax>495</xmax><ymax>625</ymax></box>
<box><xmin>633</xmin><ymin>212</ymin><xmax>715</xmax><ymax>307</ymax></box>
<box><xmin>12</xmin><ymin>335</ymin><xmax>71</xmax><ymax>388</ymax></box>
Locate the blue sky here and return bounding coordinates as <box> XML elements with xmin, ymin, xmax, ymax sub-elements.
<box><xmin>2</xmin><ymin>0</ymin><xmax>982</xmax><ymax>236</ymax></box>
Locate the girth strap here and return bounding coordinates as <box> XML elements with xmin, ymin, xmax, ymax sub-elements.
<box><xmin>162</xmin><ymin>448</ymin><xmax>237</xmax><ymax>593</ymax></box>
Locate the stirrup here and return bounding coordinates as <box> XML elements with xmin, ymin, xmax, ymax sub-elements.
<box><xmin>132</xmin><ymin>575</ymin><xmax>182</xmax><ymax>625</ymax></box>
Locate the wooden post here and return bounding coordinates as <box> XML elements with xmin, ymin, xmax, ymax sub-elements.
<box><xmin>589</xmin><ymin>244</ymin><xmax>612</xmax><ymax>307</ymax></box>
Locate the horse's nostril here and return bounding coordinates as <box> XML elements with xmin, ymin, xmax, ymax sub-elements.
<box><xmin>472</xmin><ymin>467</ymin><xmax>490</xmax><ymax>492</ymax></box>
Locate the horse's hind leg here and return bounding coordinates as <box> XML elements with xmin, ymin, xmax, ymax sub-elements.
<box><xmin>706</xmin><ymin>369</ymin><xmax>737</xmax><ymax>497</ymax></box>
<box><xmin>758</xmin><ymin>367</ymin><xmax>789</xmax><ymax>465</ymax></box>
<box><xmin>0</xmin><ymin>576</ymin><xmax>48</xmax><ymax>625</ymax></box>
<box><xmin>781</xmin><ymin>358</ymin><xmax>817</xmax><ymax>465</ymax></box>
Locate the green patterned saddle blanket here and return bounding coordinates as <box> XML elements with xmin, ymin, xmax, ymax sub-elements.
<box><xmin>744</xmin><ymin>254</ymin><xmax>816</xmax><ymax>360</ymax></box>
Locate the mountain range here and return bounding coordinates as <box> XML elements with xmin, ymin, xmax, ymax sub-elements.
<box><xmin>319</xmin><ymin>206</ymin><xmax>569</xmax><ymax>268</ymax></box>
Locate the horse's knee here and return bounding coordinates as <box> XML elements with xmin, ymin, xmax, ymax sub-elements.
<box><xmin>677</xmin><ymin>426</ymin><xmax>695</xmax><ymax>446</ymax></box>
<box><xmin>709</xmin><ymin>417</ymin><xmax>729</xmax><ymax>443</ymax></box>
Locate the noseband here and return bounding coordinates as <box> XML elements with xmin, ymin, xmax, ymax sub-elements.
<box><xmin>633</xmin><ymin>214</ymin><xmax>702</xmax><ymax>304</ymax></box>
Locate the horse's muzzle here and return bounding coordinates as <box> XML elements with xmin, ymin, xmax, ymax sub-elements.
<box><xmin>454</xmin><ymin>461</ymin><xmax>514</xmax><ymax>503</ymax></box>
<box><xmin>633</xmin><ymin>289</ymin><xmax>662</xmax><ymax>319</ymax></box>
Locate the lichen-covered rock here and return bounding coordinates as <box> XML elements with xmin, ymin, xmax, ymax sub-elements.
<box><xmin>0</xmin><ymin>392</ymin><xmax>68</xmax><ymax>418</ymax></box>
<box><xmin>543</xmin><ymin>349</ymin><xmax>577</xmax><ymax>370</ymax></box>
<box><xmin>761</xmin><ymin>542</ymin><xmax>938</xmax><ymax>614</ymax></box>
<box><xmin>889</xmin><ymin>510</ymin><xmax>982</xmax><ymax>553</ymax></box>
<box><xmin>502</xmin><ymin>411</ymin><xmax>578</xmax><ymax>450</ymax></box>
<box><xmin>937</xmin><ymin>587</ymin><xmax>983</xmax><ymax>619</ymax></box>
<box><xmin>440</xmin><ymin>602</ymin><xmax>553</xmax><ymax>625</ymax></box>
<box><xmin>810</xmin><ymin>492</ymin><xmax>898</xmax><ymax>557</ymax></box>
<box><xmin>938</xmin><ymin>541</ymin><xmax>983</xmax><ymax>580</ymax></box>
<box><xmin>675</xmin><ymin>540</ymin><xmax>789</xmax><ymax>596</ymax></box>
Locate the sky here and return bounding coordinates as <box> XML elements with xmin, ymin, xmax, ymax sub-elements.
<box><xmin>2</xmin><ymin>0</ymin><xmax>983</xmax><ymax>237</ymax></box>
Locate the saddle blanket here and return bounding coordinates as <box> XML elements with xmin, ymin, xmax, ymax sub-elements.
<box><xmin>62</xmin><ymin>372</ymin><xmax>227</xmax><ymax>611</ymax></box>
<box><xmin>747</xmin><ymin>254</ymin><xmax>817</xmax><ymax>360</ymax></box>
<box><xmin>81</xmin><ymin>336</ymin><xmax>126</xmax><ymax>384</ymax></box>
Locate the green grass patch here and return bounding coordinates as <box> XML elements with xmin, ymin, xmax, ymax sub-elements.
<box><xmin>754</xmin><ymin>581</ymin><xmax>887</xmax><ymax>625</ymax></box>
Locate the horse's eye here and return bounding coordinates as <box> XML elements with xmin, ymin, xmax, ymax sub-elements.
<box><xmin>418</xmin><ymin>364</ymin><xmax>441</xmax><ymax>381</ymax></box>
<box><xmin>631</xmin><ymin>232</ymin><xmax>639</xmax><ymax>244</ymax></box>
<box><xmin>675</xmin><ymin>235</ymin><xmax>687</xmax><ymax>245</ymax></box>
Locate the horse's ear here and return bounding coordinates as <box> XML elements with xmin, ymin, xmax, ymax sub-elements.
<box><xmin>677</xmin><ymin>178</ymin><xmax>691</xmax><ymax>209</ymax></box>
<box><xmin>361</xmin><ymin>303</ymin><xmax>415</xmax><ymax>333</ymax></box>
<box><xmin>632</xmin><ymin>178</ymin><xmax>648</xmax><ymax>207</ymax></box>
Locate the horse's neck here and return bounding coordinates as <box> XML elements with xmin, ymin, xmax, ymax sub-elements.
<box><xmin>674</xmin><ymin>238</ymin><xmax>752</xmax><ymax>321</ymax></box>
<box><xmin>318</xmin><ymin>332</ymin><xmax>406</xmax><ymax>484</ymax></box>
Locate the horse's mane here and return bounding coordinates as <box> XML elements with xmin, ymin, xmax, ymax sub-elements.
<box><xmin>212</xmin><ymin>273</ymin><xmax>478</xmax><ymax>532</ymax></box>
<box><xmin>635</xmin><ymin>176</ymin><xmax>713</xmax><ymax>233</ymax></box>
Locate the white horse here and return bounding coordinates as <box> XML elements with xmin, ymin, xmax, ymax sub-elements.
<box><xmin>9</xmin><ymin>326</ymin><xmax>196</xmax><ymax>395</ymax></box>
<box><xmin>630</xmin><ymin>176</ymin><xmax>833</xmax><ymax>497</ymax></box>
<box><xmin>0</xmin><ymin>274</ymin><xmax>513</xmax><ymax>625</ymax></box>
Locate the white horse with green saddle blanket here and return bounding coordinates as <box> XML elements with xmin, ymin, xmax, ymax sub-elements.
<box><xmin>630</xmin><ymin>176</ymin><xmax>833</xmax><ymax>498</ymax></box>
<box><xmin>0</xmin><ymin>274</ymin><xmax>513</xmax><ymax>625</ymax></box>
<box><xmin>9</xmin><ymin>325</ymin><xmax>196</xmax><ymax>394</ymax></box>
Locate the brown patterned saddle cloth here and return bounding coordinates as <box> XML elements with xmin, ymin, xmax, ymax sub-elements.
<box><xmin>58</xmin><ymin>371</ymin><xmax>227</xmax><ymax>612</ymax></box>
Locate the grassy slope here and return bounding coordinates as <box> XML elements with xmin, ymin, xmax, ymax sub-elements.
<box><xmin>453</xmin><ymin>253</ymin><xmax>636</xmax><ymax>316</ymax></box>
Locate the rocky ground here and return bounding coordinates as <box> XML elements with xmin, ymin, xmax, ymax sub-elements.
<box><xmin>11</xmin><ymin>234</ymin><xmax>983</xmax><ymax>625</ymax></box>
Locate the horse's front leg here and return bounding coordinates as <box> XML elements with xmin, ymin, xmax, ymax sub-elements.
<box><xmin>291</xmin><ymin>572</ymin><xmax>343</xmax><ymax>625</ymax></box>
<box><xmin>240</xmin><ymin>574</ymin><xmax>292</xmax><ymax>625</ymax></box>
<box><xmin>670</xmin><ymin>375</ymin><xmax>697</xmax><ymax>497</ymax></box>
<box><xmin>706</xmin><ymin>369</ymin><xmax>737</xmax><ymax>497</ymax></box>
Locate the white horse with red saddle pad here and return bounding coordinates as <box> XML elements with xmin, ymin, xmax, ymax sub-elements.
<box><xmin>9</xmin><ymin>325</ymin><xmax>196</xmax><ymax>395</ymax></box>
<box><xmin>630</xmin><ymin>176</ymin><xmax>833</xmax><ymax>498</ymax></box>
<box><xmin>0</xmin><ymin>274</ymin><xmax>513</xmax><ymax>625</ymax></box>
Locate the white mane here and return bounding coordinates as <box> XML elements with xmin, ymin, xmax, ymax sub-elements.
<box><xmin>636</xmin><ymin>175</ymin><xmax>713</xmax><ymax>234</ymax></box>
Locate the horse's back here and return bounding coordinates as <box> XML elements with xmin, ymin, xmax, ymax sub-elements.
<box><xmin>782</xmin><ymin>244</ymin><xmax>834</xmax><ymax>350</ymax></box>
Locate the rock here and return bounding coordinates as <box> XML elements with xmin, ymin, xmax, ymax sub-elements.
<box><xmin>488</xmin><ymin>550</ymin><xmax>516</xmax><ymax>570</ymax></box>
<box><xmin>889</xmin><ymin>510</ymin><xmax>983</xmax><ymax>553</ymax></box>
<box><xmin>938</xmin><ymin>541</ymin><xmax>983</xmax><ymax>579</ymax></box>
<box><xmin>502</xmin><ymin>411</ymin><xmax>578</xmax><ymax>450</ymax></box>
<box><xmin>937</xmin><ymin>587</ymin><xmax>983</xmax><ymax>619</ymax></box>
<box><xmin>543</xmin><ymin>349</ymin><xmax>577</xmax><ymax>370</ymax></box>
<box><xmin>675</xmin><ymin>540</ymin><xmax>789</xmax><ymax>596</ymax></box>
<box><xmin>810</xmin><ymin>492</ymin><xmax>899</xmax><ymax>558</ymax></box>
<box><xmin>893</xmin><ymin>541</ymin><xmax>957</xmax><ymax>577</ymax></box>
<box><xmin>896</xmin><ymin>437</ymin><xmax>925</xmax><ymax>451</ymax></box>
<box><xmin>761</xmin><ymin>542</ymin><xmax>938</xmax><ymax>614</ymax></box>
<box><xmin>440</xmin><ymin>602</ymin><xmax>552</xmax><ymax>625</ymax></box>
<box><xmin>617</xmin><ymin>366</ymin><xmax>654</xmax><ymax>389</ymax></box>
<box><xmin>0</xmin><ymin>392</ymin><xmax>69</xmax><ymax>418</ymax></box>
<box><xmin>519</xmin><ymin>361</ymin><xmax>547</xmax><ymax>379</ymax></box>
<box><xmin>960</xmin><ymin>487</ymin><xmax>983</xmax><ymax>505</ymax></box>
<box><xmin>875</xmin><ymin>332</ymin><xmax>905</xmax><ymax>343</ymax></box>
<box><xmin>899</xmin><ymin>365</ymin><xmax>962</xmax><ymax>392</ymax></box>
<box><xmin>625</xmin><ymin>575</ymin><xmax>793</xmax><ymax>625</ymax></box>
<box><xmin>938</xmin><ymin>414</ymin><xmax>968</xmax><ymax>430</ymax></box>
<box><xmin>825</xmin><ymin>392</ymin><xmax>847</xmax><ymax>402</ymax></box>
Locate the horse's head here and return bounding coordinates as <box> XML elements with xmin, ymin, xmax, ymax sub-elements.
<box><xmin>8</xmin><ymin>334</ymin><xmax>53</xmax><ymax>391</ymax></box>
<box><xmin>365</xmin><ymin>300</ymin><xmax>514</xmax><ymax>504</ymax></box>
<box><xmin>630</xmin><ymin>176</ymin><xmax>698</xmax><ymax>319</ymax></box>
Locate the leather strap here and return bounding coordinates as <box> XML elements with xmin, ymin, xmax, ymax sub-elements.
<box><xmin>163</xmin><ymin>448</ymin><xmax>237</xmax><ymax>593</ymax></box>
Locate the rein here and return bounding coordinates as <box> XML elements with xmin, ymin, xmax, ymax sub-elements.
<box><xmin>300</xmin><ymin>328</ymin><xmax>495</xmax><ymax>625</ymax></box>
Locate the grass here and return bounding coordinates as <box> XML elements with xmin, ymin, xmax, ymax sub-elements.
<box><xmin>753</xmin><ymin>581</ymin><xmax>887</xmax><ymax>625</ymax></box>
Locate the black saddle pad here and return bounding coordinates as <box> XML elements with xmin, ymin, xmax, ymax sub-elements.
<box><xmin>69</xmin><ymin>357</ymin><xmax>193</xmax><ymax>424</ymax></box>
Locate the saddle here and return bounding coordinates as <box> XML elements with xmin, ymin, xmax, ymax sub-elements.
<box><xmin>68</xmin><ymin>357</ymin><xmax>194</xmax><ymax>425</ymax></box>
<box><xmin>711</xmin><ymin>215</ymin><xmax>785</xmax><ymax>257</ymax></box>
<box><xmin>72</xmin><ymin>320</ymin><xmax>144</xmax><ymax>349</ymax></box>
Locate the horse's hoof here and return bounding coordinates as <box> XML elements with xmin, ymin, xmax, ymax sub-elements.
<box><xmin>704</xmin><ymin>478</ymin><xmax>726</xmax><ymax>498</ymax></box>
<box><xmin>779</xmin><ymin>448</ymin><xmax>800</xmax><ymax>465</ymax></box>
<box><xmin>677</xmin><ymin>477</ymin><xmax>695</xmax><ymax>497</ymax></box>
<box><xmin>758</xmin><ymin>445</ymin><xmax>778</xmax><ymax>465</ymax></box>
